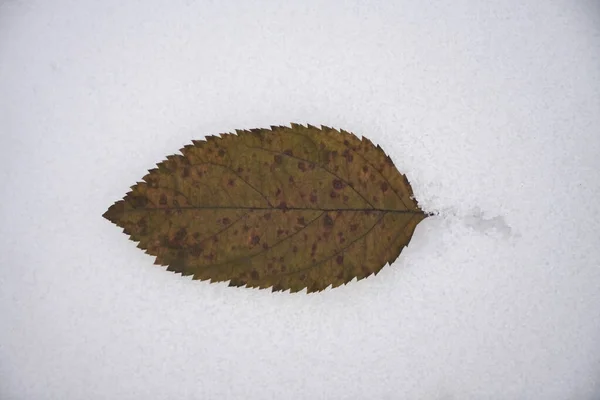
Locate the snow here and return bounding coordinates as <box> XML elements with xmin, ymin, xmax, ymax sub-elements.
<box><xmin>1</xmin><ymin>0</ymin><xmax>599</xmax><ymax>399</ymax></box>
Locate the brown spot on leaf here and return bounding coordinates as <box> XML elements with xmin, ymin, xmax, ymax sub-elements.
<box><xmin>342</xmin><ymin>149</ymin><xmax>354</xmax><ymax>163</ymax></box>
<box><xmin>298</xmin><ymin>161</ymin><xmax>306</xmax><ymax>171</ymax></box>
<box><xmin>222</xmin><ymin>217</ymin><xmax>231</xmax><ymax>225</ymax></box>
<box><xmin>131</xmin><ymin>195</ymin><xmax>148</xmax><ymax>208</ymax></box>
<box><xmin>336</xmin><ymin>255</ymin><xmax>344</xmax><ymax>265</ymax></box>
<box><xmin>174</xmin><ymin>228</ymin><xmax>187</xmax><ymax>243</ymax></box>
<box><xmin>324</xmin><ymin>214</ymin><xmax>334</xmax><ymax>227</ymax></box>
<box><xmin>251</xmin><ymin>235</ymin><xmax>260</xmax><ymax>245</ymax></box>
<box><xmin>251</xmin><ymin>270</ymin><xmax>259</xmax><ymax>280</ymax></box>
<box><xmin>380</xmin><ymin>182</ymin><xmax>389</xmax><ymax>192</ymax></box>
<box><xmin>136</xmin><ymin>217</ymin><xmax>148</xmax><ymax>235</ymax></box>
<box><xmin>274</xmin><ymin>154</ymin><xmax>283</xmax><ymax>164</ymax></box>
<box><xmin>332</xmin><ymin>179</ymin><xmax>346</xmax><ymax>190</ymax></box>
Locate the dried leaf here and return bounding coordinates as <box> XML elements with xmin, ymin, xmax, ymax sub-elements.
<box><xmin>103</xmin><ymin>124</ymin><xmax>428</xmax><ymax>293</ymax></box>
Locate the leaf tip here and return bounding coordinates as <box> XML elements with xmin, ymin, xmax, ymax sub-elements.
<box><xmin>102</xmin><ymin>200</ymin><xmax>125</xmax><ymax>224</ymax></box>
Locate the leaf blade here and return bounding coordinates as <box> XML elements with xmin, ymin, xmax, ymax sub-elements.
<box><xmin>103</xmin><ymin>124</ymin><xmax>428</xmax><ymax>292</ymax></box>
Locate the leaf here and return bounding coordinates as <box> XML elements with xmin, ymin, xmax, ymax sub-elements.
<box><xmin>103</xmin><ymin>124</ymin><xmax>428</xmax><ymax>293</ymax></box>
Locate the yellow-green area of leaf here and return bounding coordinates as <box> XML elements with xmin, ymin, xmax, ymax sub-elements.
<box><xmin>103</xmin><ymin>124</ymin><xmax>428</xmax><ymax>293</ymax></box>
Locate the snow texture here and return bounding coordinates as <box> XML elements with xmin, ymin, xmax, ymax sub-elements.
<box><xmin>1</xmin><ymin>1</ymin><xmax>599</xmax><ymax>399</ymax></box>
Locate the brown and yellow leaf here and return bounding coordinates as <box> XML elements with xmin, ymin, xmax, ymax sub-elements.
<box><xmin>103</xmin><ymin>124</ymin><xmax>428</xmax><ymax>293</ymax></box>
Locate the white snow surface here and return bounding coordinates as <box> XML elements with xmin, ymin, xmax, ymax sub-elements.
<box><xmin>1</xmin><ymin>1</ymin><xmax>599</xmax><ymax>399</ymax></box>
